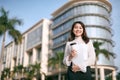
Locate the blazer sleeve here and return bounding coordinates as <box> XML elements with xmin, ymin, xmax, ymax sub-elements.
<box><xmin>63</xmin><ymin>42</ymin><xmax>71</xmax><ymax>66</ymax></box>
<box><xmin>87</xmin><ymin>40</ymin><xmax>96</xmax><ymax>66</ymax></box>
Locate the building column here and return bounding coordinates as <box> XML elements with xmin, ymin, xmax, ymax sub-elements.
<box><xmin>112</xmin><ymin>69</ymin><xmax>116</xmax><ymax>80</ymax></box>
<box><xmin>100</xmin><ymin>67</ymin><xmax>105</xmax><ymax>80</ymax></box>
<box><xmin>32</xmin><ymin>48</ymin><xmax>37</xmax><ymax>63</ymax></box>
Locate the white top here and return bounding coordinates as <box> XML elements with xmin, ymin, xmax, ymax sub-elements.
<box><xmin>63</xmin><ymin>39</ymin><xmax>96</xmax><ymax>72</ymax></box>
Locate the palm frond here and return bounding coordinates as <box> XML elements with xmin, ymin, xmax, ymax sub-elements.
<box><xmin>93</xmin><ymin>41</ymin><xmax>103</xmax><ymax>49</ymax></box>
<box><xmin>100</xmin><ymin>49</ymin><xmax>110</xmax><ymax>59</ymax></box>
<box><xmin>93</xmin><ymin>41</ymin><xmax>114</xmax><ymax>60</ymax></box>
<box><xmin>0</xmin><ymin>7</ymin><xmax>9</xmax><ymax>17</ymax></box>
<box><xmin>48</xmin><ymin>57</ymin><xmax>57</xmax><ymax>67</ymax></box>
<box><xmin>0</xmin><ymin>25</ymin><xmax>6</xmax><ymax>36</ymax></box>
<box><xmin>8</xmin><ymin>18</ymin><xmax>23</xmax><ymax>29</ymax></box>
<box><xmin>9</xmin><ymin>29</ymin><xmax>22</xmax><ymax>44</ymax></box>
<box><xmin>56</xmin><ymin>51</ymin><xmax>64</xmax><ymax>65</ymax></box>
<box><xmin>0</xmin><ymin>8</ymin><xmax>8</xmax><ymax>26</ymax></box>
<box><xmin>33</xmin><ymin>62</ymin><xmax>41</xmax><ymax>71</ymax></box>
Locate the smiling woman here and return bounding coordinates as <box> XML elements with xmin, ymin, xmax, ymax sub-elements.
<box><xmin>63</xmin><ymin>21</ymin><xmax>96</xmax><ymax>80</ymax></box>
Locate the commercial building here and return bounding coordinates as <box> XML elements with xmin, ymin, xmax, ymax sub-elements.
<box><xmin>1</xmin><ymin>19</ymin><xmax>51</xmax><ymax>80</ymax></box>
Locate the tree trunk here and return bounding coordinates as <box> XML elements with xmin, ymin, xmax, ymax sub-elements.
<box><xmin>58</xmin><ymin>67</ymin><xmax>61</xmax><ymax>80</ymax></box>
<box><xmin>58</xmin><ymin>62</ymin><xmax>61</xmax><ymax>80</ymax></box>
<box><xmin>95</xmin><ymin>59</ymin><xmax>98</xmax><ymax>80</ymax></box>
<box><xmin>0</xmin><ymin>32</ymin><xmax>6</xmax><ymax>61</ymax></box>
<box><xmin>0</xmin><ymin>32</ymin><xmax>6</xmax><ymax>75</ymax></box>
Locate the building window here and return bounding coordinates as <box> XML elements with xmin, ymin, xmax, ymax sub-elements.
<box><xmin>53</xmin><ymin>20</ymin><xmax>73</xmax><ymax>36</ymax></box>
<box><xmin>28</xmin><ymin>52</ymin><xmax>33</xmax><ymax>64</ymax></box>
<box><xmin>53</xmin><ymin>32</ymin><xmax>70</xmax><ymax>47</ymax></box>
<box><xmin>37</xmin><ymin>48</ymin><xmax>41</xmax><ymax>62</ymax></box>
<box><xmin>27</xmin><ymin>26</ymin><xmax>42</xmax><ymax>49</ymax></box>
<box><xmin>53</xmin><ymin>45</ymin><xmax>65</xmax><ymax>53</ymax></box>
<box><xmin>13</xmin><ymin>57</ymin><xmax>17</xmax><ymax>67</ymax></box>
<box><xmin>52</xmin><ymin>8</ymin><xmax>74</xmax><ymax>26</ymax></box>
<box><xmin>75</xmin><ymin>4</ymin><xmax>109</xmax><ymax>17</ymax></box>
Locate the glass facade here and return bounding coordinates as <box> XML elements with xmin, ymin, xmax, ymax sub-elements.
<box><xmin>75</xmin><ymin>16</ymin><xmax>110</xmax><ymax>27</ymax></box>
<box><xmin>53</xmin><ymin>32</ymin><xmax>69</xmax><ymax>46</ymax></box>
<box><xmin>53</xmin><ymin>9</ymin><xmax>74</xmax><ymax>26</ymax></box>
<box><xmin>27</xmin><ymin>26</ymin><xmax>42</xmax><ymax>49</ymax></box>
<box><xmin>86</xmin><ymin>27</ymin><xmax>111</xmax><ymax>40</ymax></box>
<box><xmin>74</xmin><ymin>4</ymin><xmax>109</xmax><ymax>17</ymax></box>
<box><xmin>53</xmin><ymin>20</ymin><xmax>73</xmax><ymax>36</ymax></box>
<box><xmin>53</xmin><ymin>45</ymin><xmax>65</xmax><ymax>53</ymax></box>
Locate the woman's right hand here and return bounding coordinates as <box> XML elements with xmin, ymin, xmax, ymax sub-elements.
<box><xmin>68</xmin><ymin>49</ymin><xmax>77</xmax><ymax>61</ymax></box>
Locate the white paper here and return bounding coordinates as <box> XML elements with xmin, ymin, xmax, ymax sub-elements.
<box><xmin>71</xmin><ymin>43</ymin><xmax>87</xmax><ymax>72</ymax></box>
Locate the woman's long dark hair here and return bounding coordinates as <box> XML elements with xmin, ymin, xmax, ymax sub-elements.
<box><xmin>69</xmin><ymin>21</ymin><xmax>89</xmax><ymax>44</ymax></box>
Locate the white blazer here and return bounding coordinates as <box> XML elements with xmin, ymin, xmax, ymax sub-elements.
<box><xmin>63</xmin><ymin>39</ymin><xmax>96</xmax><ymax>72</ymax></box>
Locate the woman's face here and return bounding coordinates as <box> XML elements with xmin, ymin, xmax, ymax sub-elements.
<box><xmin>73</xmin><ymin>23</ymin><xmax>83</xmax><ymax>37</ymax></box>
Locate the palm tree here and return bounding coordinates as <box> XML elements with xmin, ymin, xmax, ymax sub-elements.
<box><xmin>93</xmin><ymin>41</ymin><xmax>114</xmax><ymax>80</ymax></box>
<box><xmin>12</xmin><ymin>65</ymin><xmax>23</xmax><ymax>79</ymax></box>
<box><xmin>32</xmin><ymin>62</ymin><xmax>41</xmax><ymax>80</ymax></box>
<box><xmin>1</xmin><ymin>68</ymin><xmax>10</xmax><ymax>79</ymax></box>
<box><xmin>24</xmin><ymin>65</ymin><xmax>35</xmax><ymax>80</ymax></box>
<box><xmin>0</xmin><ymin>7</ymin><xmax>22</xmax><ymax>73</ymax></box>
<box><xmin>23</xmin><ymin>62</ymin><xmax>41</xmax><ymax>80</ymax></box>
<box><xmin>24</xmin><ymin>62</ymin><xmax>40</xmax><ymax>80</ymax></box>
<box><xmin>48</xmin><ymin>51</ymin><xmax>64</xmax><ymax>80</ymax></box>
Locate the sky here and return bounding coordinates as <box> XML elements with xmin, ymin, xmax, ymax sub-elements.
<box><xmin>0</xmin><ymin>0</ymin><xmax>120</xmax><ymax>71</ymax></box>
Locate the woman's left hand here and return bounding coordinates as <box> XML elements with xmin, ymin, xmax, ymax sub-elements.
<box><xmin>72</xmin><ymin>64</ymin><xmax>80</xmax><ymax>72</ymax></box>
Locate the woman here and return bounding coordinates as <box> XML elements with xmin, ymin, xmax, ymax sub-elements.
<box><xmin>63</xmin><ymin>21</ymin><xmax>96</xmax><ymax>80</ymax></box>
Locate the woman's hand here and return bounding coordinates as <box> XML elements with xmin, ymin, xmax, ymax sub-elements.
<box><xmin>72</xmin><ymin>64</ymin><xmax>80</xmax><ymax>72</ymax></box>
<box><xmin>68</xmin><ymin>49</ymin><xmax>77</xmax><ymax>61</ymax></box>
